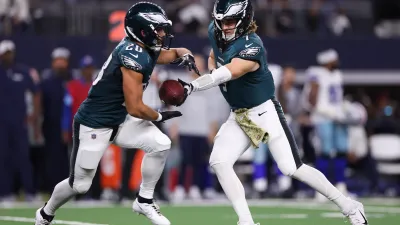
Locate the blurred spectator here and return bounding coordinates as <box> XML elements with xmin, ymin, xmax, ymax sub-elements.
<box><xmin>373</xmin><ymin>0</ymin><xmax>400</xmax><ymax>38</ymax></box>
<box><xmin>328</xmin><ymin>7</ymin><xmax>351</xmax><ymax>36</ymax></box>
<box><xmin>0</xmin><ymin>40</ymin><xmax>38</xmax><ymax>202</ymax></box>
<box><xmin>62</xmin><ymin>55</ymin><xmax>95</xmax><ymax>144</ymax></box>
<box><xmin>176</xmin><ymin>0</ymin><xmax>209</xmax><ymax>35</ymax></box>
<box><xmin>40</xmin><ymin>47</ymin><xmax>72</xmax><ymax>192</ymax></box>
<box><xmin>0</xmin><ymin>0</ymin><xmax>31</xmax><ymax>34</ymax></box>
<box><xmin>170</xmin><ymin>54</ymin><xmax>221</xmax><ymax>201</ymax></box>
<box><xmin>274</xmin><ymin>0</ymin><xmax>295</xmax><ymax>35</ymax></box>
<box><xmin>305</xmin><ymin>0</ymin><xmax>323</xmax><ymax>34</ymax></box>
<box><xmin>344</xmin><ymin>98</ymin><xmax>379</xmax><ymax>194</ymax></box>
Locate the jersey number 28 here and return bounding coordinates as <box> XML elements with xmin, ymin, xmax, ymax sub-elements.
<box><xmin>93</xmin><ymin>54</ymin><xmax>112</xmax><ymax>86</ymax></box>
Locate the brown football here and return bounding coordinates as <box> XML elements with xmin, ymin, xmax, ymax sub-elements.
<box><xmin>159</xmin><ymin>80</ymin><xmax>185</xmax><ymax>106</ymax></box>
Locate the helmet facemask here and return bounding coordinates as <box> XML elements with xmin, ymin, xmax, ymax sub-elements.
<box><xmin>147</xmin><ymin>22</ymin><xmax>174</xmax><ymax>51</ymax></box>
<box><xmin>214</xmin><ymin>17</ymin><xmax>243</xmax><ymax>41</ymax></box>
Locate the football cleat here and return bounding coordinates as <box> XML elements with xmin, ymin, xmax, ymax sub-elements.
<box><xmin>35</xmin><ymin>207</ymin><xmax>54</xmax><ymax>225</ymax></box>
<box><xmin>343</xmin><ymin>200</ymin><xmax>368</xmax><ymax>225</ymax></box>
<box><xmin>132</xmin><ymin>199</ymin><xmax>171</xmax><ymax>225</ymax></box>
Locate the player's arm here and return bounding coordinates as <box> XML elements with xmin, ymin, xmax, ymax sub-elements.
<box><xmin>157</xmin><ymin>48</ymin><xmax>192</xmax><ymax>64</ymax></box>
<box><xmin>158</xmin><ymin>48</ymin><xmax>200</xmax><ymax>75</ymax></box>
<box><xmin>180</xmin><ymin>58</ymin><xmax>259</xmax><ymax>93</ymax></box>
<box><xmin>208</xmin><ymin>49</ymin><xmax>216</xmax><ymax>72</ymax></box>
<box><xmin>122</xmin><ymin>67</ymin><xmax>181</xmax><ymax>122</ymax></box>
<box><xmin>309</xmin><ymin>80</ymin><xmax>319</xmax><ymax>107</ymax></box>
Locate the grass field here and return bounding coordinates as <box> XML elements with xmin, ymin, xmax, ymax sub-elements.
<box><xmin>0</xmin><ymin>199</ymin><xmax>399</xmax><ymax>225</ymax></box>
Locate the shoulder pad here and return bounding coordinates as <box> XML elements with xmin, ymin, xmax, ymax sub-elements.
<box><xmin>118</xmin><ymin>41</ymin><xmax>149</xmax><ymax>72</ymax></box>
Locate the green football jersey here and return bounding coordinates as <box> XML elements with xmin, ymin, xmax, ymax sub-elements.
<box><xmin>75</xmin><ymin>37</ymin><xmax>159</xmax><ymax>128</ymax></box>
<box><xmin>208</xmin><ymin>22</ymin><xmax>275</xmax><ymax>109</ymax></box>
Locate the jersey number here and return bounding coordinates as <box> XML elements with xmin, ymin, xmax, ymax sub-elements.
<box><xmin>126</xmin><ymin>44</ymin><xmax>142</xmax><ymax>52</ymax></box>
<box><xmin>220</xmin><ymin>83</ymin><xmax>227</xmax><ymax>92</ymax></box>
<box><xmin>93</xmin><ymin>54</ymin><xmax>113</xmax><ymax>85</ymax></box>
<box><xmin>328</xmin><ymin>85</ymin><xmax>341</xmax><ymax>103</ymax></box>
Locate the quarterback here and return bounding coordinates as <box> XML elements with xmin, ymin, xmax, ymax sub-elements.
<box><xmin>178</xmin><ymin>0</ymin><xmax>368</xmax><ymax>225</ymax></box>
<box><xmin>35</xmin><ymin>2</ymin><xmax>198</xmax><ymax>225</ymax></box>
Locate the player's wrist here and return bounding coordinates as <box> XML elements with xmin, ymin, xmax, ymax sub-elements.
<box><xmin>156</xmin><ymin>113</ymin><xmax>162</xmax><ymax>122</ymax></box>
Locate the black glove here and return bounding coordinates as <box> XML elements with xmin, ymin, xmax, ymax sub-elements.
<box><xmin>158</xmin><ymin>111</ymin><xmax>182</xmax><ymax>123</ymax></box>
<box><xmin>170</xmin><ymin>53</ymin><xmax>200</xmax><ymax>76</ymax></box>
<box><xmin>176</xmin><ymin>79</ymin><xmax>193</xmax><ymax>106</ymax></box>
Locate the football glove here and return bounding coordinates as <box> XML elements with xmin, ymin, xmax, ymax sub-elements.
<box><xmin>170</xmin><ymin>53</ymin><xmax>200</xmax><ymax>76</ymax></box>
<box><xmin>157</xmin><ymin>111</ymin><xmax>182</xmax><ymax>123</ymax></box>
<box><xmin>176</xmin><ymin>79</ymin><xmax>193</xmax><ymax>106</ymax></box>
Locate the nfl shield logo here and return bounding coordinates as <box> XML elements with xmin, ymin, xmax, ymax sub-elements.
<box><xmin>91</xmin><ymin>134</ymin><xmax>96</xmax><ymax>139</ymax></box>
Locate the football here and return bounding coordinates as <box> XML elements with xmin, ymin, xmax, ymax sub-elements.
<box><xmin>159</xmin><ymin>80</ymin><xmax>185</xmax><ymax>106</ymax></box>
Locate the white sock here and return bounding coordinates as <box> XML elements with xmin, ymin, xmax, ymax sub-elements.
<box><xmin>212</xmin><ymin>163</ymin><xmax>254</xmax><ymax>225</ymax></box>
<box><xmin>43</xmin><ymin>179</ymin><xmax>77</xmax><ymax>215</ymax></box>
<box><xmin>292</xmin><ymin>164</ymin><xmax>352</xmax><ymax>211</ymax></box>
<box><xmin>139</xmin><ymin>150</ymin><xmax>169</xmax><ymax>199</ymax></box>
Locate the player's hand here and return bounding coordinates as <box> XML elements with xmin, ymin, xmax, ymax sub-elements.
<box><xmin>158</xmin><ymin>111</ymin><xmax>182</xmax><ymax>122</ymax></box>
<box><xmin>171</xmin><ymin>53</ymin><xmax>200</xmax><ymax>76</ymax></box>
<box><xmin>176</xmin><ymin>79</ymin><xmax>193</xmax><ymax>106</ymax></box>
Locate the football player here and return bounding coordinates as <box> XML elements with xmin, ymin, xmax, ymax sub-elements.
<box><xmin>177</xmin><ymin>0</ymin><xmax>368</xmax><ymax>225</ymax></box>
<box><xmin>304</xmin><ymin>49</ymin><xmax>349</xmax><ymax>201</ymax></box>
<box><xmin>35</xmin><ymin>2</ymin><xmax>198</xmax><ymax>225</ymax></box>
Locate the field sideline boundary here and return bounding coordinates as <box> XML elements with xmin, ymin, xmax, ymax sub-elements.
<box><xmin>0</xmin><ymin>216</ymin><xmax>109</xmax><ymax>225</ymax></box>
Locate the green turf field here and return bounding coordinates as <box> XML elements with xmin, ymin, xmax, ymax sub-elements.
<box><xmin>0</xmin><ymin>199</ymin><xmax>399</xmax><ymax>225</ymax></box>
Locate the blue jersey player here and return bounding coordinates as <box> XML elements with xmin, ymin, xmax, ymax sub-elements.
<box><xmin>178</xmin><ymin>1</ymin><xmax>368</xmax><ymax>225</ymax></box>
<box><xmin>36</xmin><ymin>2</ymin><xmax>199</xmax><ymax>225</ymax></box>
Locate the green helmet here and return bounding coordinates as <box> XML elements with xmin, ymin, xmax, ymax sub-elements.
<box><xmin>125</xmin><ymin>2</ymin><xmax>173</xmax><ymax>51</ymax></box>
<box><xmin>213</xmin><ymin>0</ymin><xmax>254</xmax><ymax>45</ymax></box>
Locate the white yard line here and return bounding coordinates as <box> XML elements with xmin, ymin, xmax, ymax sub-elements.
<box><xmin>0</xmin><ymin>216</ymin><xmax>109</xmax><ymax>225</ymax></box>
<box><xmin>320</xmin><ymin>212</ymin><xmax>386</xmax><ymax>218</ymax></box>
<box><xmin>224</xmin><ymin>213</ymin><xmax>309</xmax><ymax>219</ymax></box>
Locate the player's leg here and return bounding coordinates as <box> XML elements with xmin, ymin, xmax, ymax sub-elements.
<box><xmin>190</xmin><ymin>136</ymin><xmax>208</xmax><ymax>199</ymax></box>
<box><xmin>314</xmin><ymin>121</ymin><xmax>335</xmax><ymax>201</ymax></box>
<box><xmin>210</xmin><ymin>113</ymin><xmax>255</xmax><ymax>225</ymax></box>
<box><xmin>315</xmin><ymin>121</ymin><xmax>334</xmax><ymax>182</ymax></box>
<box><xmin>251</xmin><ymin>99</ymin><xmax>367</xmax><ymax>224</ymax></box>
<box><xmin>334</xmin><ymin>123</ymin><xmax>349</xmax><ymax>193</ymax></box>
<box><xmin>36</xmin><ymin>121</ymin><xmax>113</xmax><ymax>225</ymax></box>
<box><xmin>252</xmin><ymin>143</ymin><xmax>268</xmax><ymax>194</ymax></box>
<box><xmin>0</xmin><ymin>123</ymin><xmax>13</xmax><ymax>200</ymax></box>
<box><xmin>114</xmin><ymin>116</ymin><xmax>171</xmax><ymax>225</ymax></box>
<box><xmin>11</xmin><ymin>123</ymin><xmax>35</xmax><ymax>198</ymax></box>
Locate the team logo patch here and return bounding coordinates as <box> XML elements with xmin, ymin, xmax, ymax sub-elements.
<box><xmin>239</xmin><ymin>46</ymin><xmax>261</xmax><ymax>57</ymax></box>
<box><xmin>121</xmin><ymin>55</ymin><xmax>143</xmax><ymax>71</ymax></box>
<box><xmin>138</xmin><ymin>12</ymin><xmax>170</xmax><ymax>24</ymax></box>
<box><xmin>91</xmin><ymin>134</ymin><xmax>97</xmax><ymax>139</ymax></box>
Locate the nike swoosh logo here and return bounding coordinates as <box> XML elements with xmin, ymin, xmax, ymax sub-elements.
<box><xmin>258</xmin><ymin>111</ymin><xmax>267</xmax><ymax>116</ymax></box>
<box><xmin>129</xmin><ymin>53</ymin><xmax>138</xmax><ymax>58</ymax></box>
<box><xmin>245</xmin><ymin>43</ymin><xmax>253</xmax><ymax>48</ymax></box>
<box><xmin>359</xmin><ymin>210</ymin><xmax>368</xmax><ymax>224</ymax></box>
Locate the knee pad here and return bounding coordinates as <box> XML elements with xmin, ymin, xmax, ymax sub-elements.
<box><xmin>71</xmin><ymin>175</ymin><xmax>92</xmax><ymax>194</ymax></box>
<box><xmin>277</xmin><ymin>160</ymin><xmax>298</xmax><ymax>176</ymax></box>
<box><xmin>151</xmin><ymin>133</ymin><xmax>171</xmax><ymax>153</ymax></box>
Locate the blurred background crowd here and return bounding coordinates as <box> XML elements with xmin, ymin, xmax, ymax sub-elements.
<box><xmin>1</xmin><ymin>0</ymin><xmax>400</xmax><ymax>205</ymax></box>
